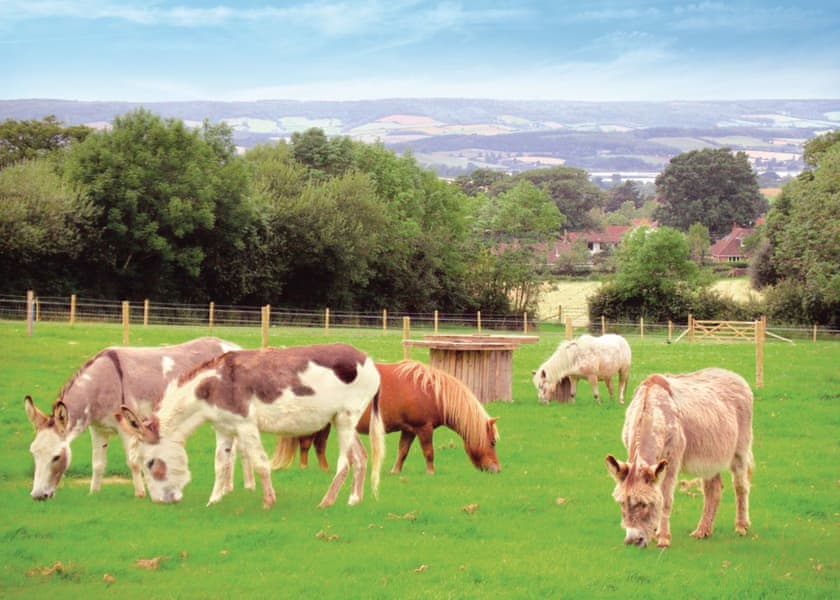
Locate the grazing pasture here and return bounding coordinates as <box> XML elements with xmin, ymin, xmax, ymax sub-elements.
<box><xmin>0</xmin><ymin>321</ymin><xmax>837</xmax><ymax>598</ymax></box>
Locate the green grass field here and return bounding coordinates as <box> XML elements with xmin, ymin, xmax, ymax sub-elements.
<box><xmin>1</xmin><ymin>321</ymin><xmax>837</xmax><ymax>598</ymax></box>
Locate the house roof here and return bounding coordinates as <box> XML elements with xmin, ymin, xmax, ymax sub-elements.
<box><xmin>710</xmin><ymin>224</ymin><xmax>754</xmax><ymax>259</ymax></box>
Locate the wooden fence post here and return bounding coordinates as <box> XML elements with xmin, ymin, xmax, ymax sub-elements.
<box><xmin>688</xmin><ymin>313</ymin><xmax>694</xmax><ymax>342</ymax></box>
<box><xmin>382</xmin><ymin>309</ymin><xmax>387</xmax><ymax>334</ymax></box>
<box><xmin>477</xmin><ymin>311</ymin><xmax>482</xmax><ymax>334</ymax></box>
<box><xmin>640</xmin><ymin>317</ymin><xmax>644</xmax><ymax>340</ymax></box>
<box><xmin>755</xmin><ymin>318</ymin><xmax>764</xmax><ymax>389</ymax></box>
<box><xmin>668</xmin><ymin>320</ymin><xmax>673</xmax><ymax>343</ymax></box>
<box><xmin>813</xmin><ymin>323</ymin><xmax>817</xmax><ymax>343</ymax></box>
<box><xmin>26</xmin><ymin>290</ymin><xmax>34</xmax><ymax>337</ymax></box>
<box><xmin>70</xmin><ymin>294</ymin><xmax>77</xmax><ymax>325</ymax></box>
<box><xmin>35</xmin><ymin>297</ymin><xmax>40</xmax><ymax>322</ymax></box>
<box><xmin>523</xmin><ymin>312</ymin><xmax>528</xmax><ymax>334</ymax></box>
<box><xmin>261</xmin><ymin>305</ymin><xmax>270</xmax><ymax>348</ymax></box>
<box><xmin>557</xmin><ymin>305</ymin><xmax>562</xmax><ymax>322</ymax></box>
<box><xmin>325</xmin><ymin>308</ymin><xmax>330</xmax><ymax>335</ymax></box>
<box><xmin>122</xmin><ymin>301</ymin><xmax>130</xmax><ymax>345</ymax></box>
<box><xmin>143</xmin><ymin>299</ymin><xmax>149</xmax><ymax>327</ymax></box>
<box><xmin>434</xmin><ymin>310</ymin><xmax>439</xmax><ymax>333</ymax></box>
<box><xmin>209</xmin><ymin>302</ymin><xmax>215</xmax><ymax>333</ymax></box>
<box><xmin>601</xmin><ymin>315</ymin><xmax>606</xmax><ymax>335</ymax></box>
<box><xmin>565</xmin><ymin>316</ymin><xmax>573</xmax><ymax>340</ymax></box>
<box><xmin>402</xmin><ymin>316</ymin><xmax>411</xmax><ymax>360</ymax></box>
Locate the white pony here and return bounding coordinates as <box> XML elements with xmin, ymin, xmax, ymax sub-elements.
<box><xmin>533</xmin><ymin>333</ymin><xmax>631</xmax><ymax>404</ymax></box>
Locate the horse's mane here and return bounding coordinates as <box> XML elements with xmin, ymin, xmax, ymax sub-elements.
<box><xmin>539</xmin><ymin>340</ymin><xmax>578</xmax><ymax>382</ymax></box>
<box><xmin>392</xmin><ymin>360</ymin><xmax>493</xmax><ymax>447</ymax></box>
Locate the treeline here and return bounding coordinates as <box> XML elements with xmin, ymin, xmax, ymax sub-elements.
<box><xmin>0</xmin><ymin>110</ymin><xmax>588</xmax><ymax>314</ymax></box>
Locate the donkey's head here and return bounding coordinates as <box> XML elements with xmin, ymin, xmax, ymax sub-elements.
<box><xmin>118</xmin><ymin>406</ymin><xmax>191</xmax><ymax>503</ymax></box>
<box><xmin>605</xmin><ymin>455</ymin><xmax>668</xmax><ymax>548</ymax></box>
<box><xmin>25</xmin><ymin>396</ymin><xmax>72</xmax><ymax>500</ymax></box>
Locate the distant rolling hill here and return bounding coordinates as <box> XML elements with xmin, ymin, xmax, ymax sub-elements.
<box><xmin>2</xmin><ymin>97</ymin><xmax>837</xmax><ymax>178</ymax></box>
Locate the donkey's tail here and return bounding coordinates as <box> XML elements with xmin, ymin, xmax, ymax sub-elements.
<box><xmin>270</xmin><ymin>436</ymin><xmax>297</xmax><ymax>470</ymax></box>
<box><xmin>369</xmin><ymin>388</ymin><xmax>385</xmax><ymax>499</ymax></box>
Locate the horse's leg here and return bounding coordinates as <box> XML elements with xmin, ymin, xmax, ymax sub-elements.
<box><xmin>392</xmin><ymin>430</ymin><xmax>416</xmax><ymax>473</ymax></box>
<box><xmin>569</xmin><ymin>378</ymin><xmax>577</xmax><ymax>403</ymax></box>
<box><xmin>618</xmin><ymin>367</ymin><xmax>630</xmax><ymax>404</ymax></box>
<box><xmin>89</xmin><ymin>426</ymin><xmax>110</xmax><ymax>494</ymax></box>
<box><xmin>209</xmin><ymin>430</ymin><xmax>237</xmax><ymax>503</ymax></box>
<box><xmin>319</xmin><ymin>414</ymin><xmax>360</xmax><ymax>507</ymax></box>
<box><xmin>115</xmin><ymin>427</ymin><xmax>146</xmax><ymax>497</ymax></box>
<box><xmin>588</xmin><ymin>375</ymin><xmax>601</xmax><ymax>404</ymax></box>
<box><xmin>604</xmin><ymin>376</ymin><xmax>615</xmax><ymax>402</ymax></box>
<box><xmin>691</xmin><ymin>474</ymin><xmax>723</xmax><ymax>539</ymax></box>
<box><xmin>298</xmin><ymin>435</ymin><xmax>313</xmax><ymax>468</ymax></box>
<box><xmin>313</xmin><ymin>426</ymin><xmax>330</xmax><ymax>471</ymax></box>
<box><xmin>417</xmin><ymin>426</ymin><xmax>436</xmax><ymax>474</ymax></box>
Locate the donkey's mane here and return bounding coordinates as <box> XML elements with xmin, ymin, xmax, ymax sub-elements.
<box><xmin>628</xmin><ymin>374</ymin><xmax>671</xmax><ymax>462</ymax></box>
<box><xmin>56</xmin><ymin>348</ymin><xmax>115</xmax><ymax>409</ymax></box>
<box><xmin>392</xmin><ymin>360</ymin><xmax>492</xmax><ymax>447</ymax></box>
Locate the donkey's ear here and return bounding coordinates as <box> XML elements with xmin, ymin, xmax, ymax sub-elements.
<box><xmin>54</xmin><ymin>401</ymin><xmax>69</xmax><ymax>436</ymax></box>
<box><xmin>24</xmin><ymin>395</ymin><xmax>49</xmax><ymax>430</ymax></box>
<box><xmin>118</xmin><ymin>405</ymin><xmax>160</xmax><ymax>444</ymax></box>
<box><xmin>649</xmin><ymin>460</ymin><xmax>668</xmax><ymax>485</ymax></box>
<box><xmin>605</xmin><ymin>455</ymin><xmax>629</xmax><ymax>482</ymax></box>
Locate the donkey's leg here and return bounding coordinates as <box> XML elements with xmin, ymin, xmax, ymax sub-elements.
<box><xmin>298</xmin><ymin>435</ymin><xmax>314</xmax><ymax>469</ymax></box>
<box><xmin>347</xmin><ymin>433</ymin><xmax>368</xmax><ymax>505</ymax></box>
<box><xmin>392</xmin><ymin>430</ymin><xmax>416</xmax><ymax>473</ymax></box>
<box><xmin>691</xmin><ymin>474</ymin><xmax>723</xmax><ymax>539</ymax></box>
<box><xmin>656</xmin><ymin>470</ymin><xmax>679</xmax><ymax>548</ymax></box>
<box><xmin>313</xmin><ymin>426</ymin><xmax>331</xmax><ymax>471</ymax></box>
<box><xmin>89</xmin><ymin>426</ymin><xmax>111</xmax><ymax>494</ymax></box>
<box><xmin>731</xmin><ymin>450</ymin><xmax>752</xmax><ymax>535</ymax></box>
<box><xmin>115</xmin><ymin>427</ymin><xmax>146</xmax><ymax>497</ymax></box>
<box><xmin>236</xmin><ymin>437</ymin><xmax>256</xmax><ymax>490</ymax></box>
<box><xmin>319</xmin><ymin>414</ymin><xmax>359</xmax><ymax>507</ymax></box>
<box><xmin>216</xmin><ymin>427</ymin><xmax>274</xmax><ymax>508</ymax></box>
<box><xmin>209</xmin><ymin>430</ymin><xmax>237</xmax><ymax>503</ymax></box>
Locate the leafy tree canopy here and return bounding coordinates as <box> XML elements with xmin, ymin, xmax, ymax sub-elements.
<box><xmin>0</xmin><ymin>115</ymin><xmax>91</xmax><ymax>170</ymax></box>
<box><xmin>654</xmin><ymin>148</ymin><xmax>768</xmax><ymax>237</ymax></box>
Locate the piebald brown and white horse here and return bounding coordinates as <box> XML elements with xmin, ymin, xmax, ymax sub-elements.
<box><xmin>274</xmin><ymin>360</ymin><xmax>501</xmax><ymax>475</ymax></box>
<box><xmin>606</xmin><ymin>368</ymin><xmax>754</xmax><ymax>548</ymax></box>
<box><xmin>120</xmin><ymin>343</ymin><xmax>385</xmax><ymax>508</ymax></box>
<box><xmin>24</xmin><ymin>337</ymin><xmax>241</xmax><ymax>500</ymax></box>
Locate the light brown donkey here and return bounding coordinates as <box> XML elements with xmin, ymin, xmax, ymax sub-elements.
<box><xmin>605</xmin><ymin>368</ymin><xmax>753</xmax><ymax>548</ymax></box>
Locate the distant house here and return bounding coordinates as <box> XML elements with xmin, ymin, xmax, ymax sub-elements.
<box><xmin>709</xmin><ymin>224</ymin><xmax>756</xmax><ymax>263</ymax></box>
<box><xmin>542</xmin><ymin>224</ymin><xmax>645</xmax><ymax>266</ymax></box>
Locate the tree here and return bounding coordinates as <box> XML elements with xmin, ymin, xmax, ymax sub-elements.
<box><xmin>654</xmin><ymin>148</ymin><xmax>768</xmax><ymax>237</ymax></box>
<box><xmin>491</xmin><ymin>166</ymin><xmax>604</xmax><ymax>231</ymax></box>
<box><xmin>606</xmin><ymin>180</ymin><xmax>642</xmax><ymax>212</ymax></box>
<box><xmin>63</xmin><ymin>109</ymin><xmax>250</xmax><ymax>300</ymax></box>
<box><xmin>760</xmin><ymin>130</ymin><xmax>840</xmax><ymax>325</ymax></box>
<box><xmin>0</xmin><ymin>159</ymin><xmax>98</xmax><ymax>293</ymax></box>
<box><xmin>0</xmin><ymin>115</ymin><xmax>91</xmax><ymax>170</ymax></box>
<box><xmin>686</xmin><ymin>222</ymin><xmax>711</xmax><ymax>266</ymax></box>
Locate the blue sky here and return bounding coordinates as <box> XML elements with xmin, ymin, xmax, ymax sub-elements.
<box><xmin>2</xmin><ymin>0</ymin><xmax>838</xmax><ymax>102</ymax></box>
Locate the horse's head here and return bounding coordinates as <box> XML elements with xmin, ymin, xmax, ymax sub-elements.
<box><xmin>25</xmin><ymin>396</ymin><xmax>72</xmax><ymax>500</ymax></box>
<box><xmin>605</xmin><ymin>455</ymin><xmax>668</xmax><ymax>548</ymax></box>
<box><xmin>465</xmin><ymin>417</ymin><xmax>501</xmax><ymax>473</ymax></box>
<box><xmin>118</xmin><ymin>406</ymin><xmax>191</xmax><ymax>503</ymax></box>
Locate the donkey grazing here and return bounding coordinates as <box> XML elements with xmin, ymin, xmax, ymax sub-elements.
<box><xmin>533</xmin><ymin>334</ymin><xmax>631</xmax><ymax>404</ymax></box>
<box><xmin>24</xmin><ymin>337</ymin><xmax>241</xmax><ymax>500</ymax></box>
<box><xmin>605</xmin><ymin>368</ymin><xmax>754</xmax><ymax>548</ymax></box>
<box><xmin>119</xmin><ymin>343</ymin><xmax>384</xmax><ymax>508</ymax></box>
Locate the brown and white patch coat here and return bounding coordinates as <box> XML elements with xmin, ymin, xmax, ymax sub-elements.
<box><xmin>121</xmin><ymin>343</ymin><xmax>384</xmax><ymax>509</ymax></box>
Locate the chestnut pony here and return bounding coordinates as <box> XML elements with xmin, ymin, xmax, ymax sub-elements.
<box><xmin>273</xmin><ymin>360</ymin><xmax>500</xmax><ymax>474</ymax></box>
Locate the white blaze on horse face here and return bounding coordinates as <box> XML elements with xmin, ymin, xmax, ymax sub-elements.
<box><xmin>137</xmin><ymin>439</ymin><xmax>191</xmax><ymax>503</ymax></box>
<box><xmin>29</xmin><ymin>428</ymin><xmax>72</xmax><ymax>500</ymax></box>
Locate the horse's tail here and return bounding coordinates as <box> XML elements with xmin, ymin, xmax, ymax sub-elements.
<box><xmin>270</xmin><ymin>436</ymin><xmax>297</xmax><ymax>470</ymax></box>
<box><xmin>369</xmin><ymin>388</ymin><xmax>385</xmax><ymax>499</ymax></box>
